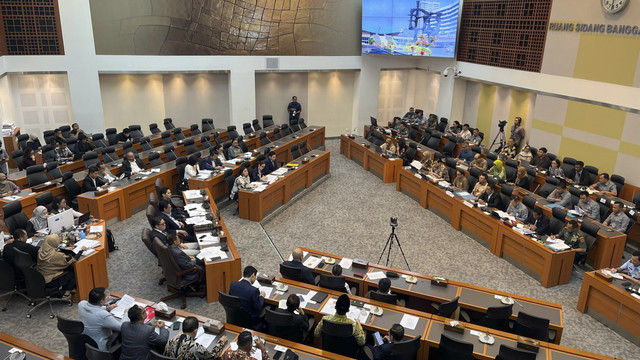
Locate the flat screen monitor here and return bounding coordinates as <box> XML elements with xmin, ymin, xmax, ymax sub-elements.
<box><xmin>370</xmin><ymin>116</ymin><xmax>378</xmax><ymax>127</ymax></box>
<box><xmin>362</xmin><ymin>0</ymin><xmax>460</xmax><ymax>58</ymax></box>
<box><xmin>48</xmin><ymin>209</ymin><xmax>74</xmax><ymax>234</ymax></box>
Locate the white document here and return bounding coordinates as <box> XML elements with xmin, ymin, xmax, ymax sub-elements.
<box><xmin>469</xmin><ymin>330</ymin><xmax>484</xmax><ymax>337</ymax></box>
<box><xmin>265</xmin><ymin>175</ymin><xmax>278</xmax><ymax>184</ymax></box>
<box><xmin>301</xmin><ymin>290</ymin><xmax>318</xmax><ymax>305</ymax></box>
<box><xmin>272</xmin><ymin>168</ymin><xmax>287</xmax><ymax>176</ymax></box>
<box><xmin>399</xmin><ymin>314</ymin><xmax>419</xmax><ymax>330</ymax></box>
<box><xmin>303</xmin><ymin>256</ymin><xmax>322</xmax><ymax>268</ymax></box>
<box><xmin>73</xmin><ymin>239</ymin><xmax>101</xmax><ymax>251</ymax></box>
<box><xmin>601</xmin><ymin>269</ymin><xmax>624</xmax><ymax>280</ymax></box>
<box><xmin>410</xmin><ymin>160</ymin><xmax>422</xmax><ymax>170</ymax></box>
<box><xmin>197</xmin><ymin>234</ymin><xmax>220</xmax><ymax>244</ymax></box>
<box><xmin>185</xmin><ymin>216</ymin><xmax>208</xmax><ymax>225</ymax></box>
<box><xmin>2</xmin><ymin>195</ymin><xmax>20</xmax><ymax>201</ymax></box>
<box><xmin>196</xmin><ymin>246</ymin><xmax>227</xmax><ymax>261</ymax></box>
<box><xmin>548</xmin><ymin>243</ymin><xmax>571</xmax><ymax>251</ymax></box>
<box><xmin>320</xmin><ymin>298</ymin><xmax>337</xmax><ymax>316</ymax></box>
<box><xmin>366</xmin><ymin>271</ymin><xmax>387</xmax><ymax>280</ymax></box>
<box><xmin>338</xmin><ymin>258</ymin><xmax>353</xmax><ymax>270</ymax></box>
<box><xmin>110</xmin><ymin>294</ymin><xmax>135</xmax><ymax>318</ymax></box>
<box><xmin>229</xmin><ymin>343</ymin><xmax>263</xmax><ymax>360</ymax></box>
<box><xmin>253</xmin><ymin>185</ymin><xmax>268</xmax><ymax>193</ymax></box>
<box><xmin>195</xmin><ymin>325</ymin><xmax>205</xmax><ymax>339</ymax></box>
<box><xmin>195</xmin><ymin>333</ymin><xmax>216</xmax><ymax>348</ymax></box>
<box><xmin>184</xmin><ymin>190</ymin><xmax>203</xmax><ymax>200</ymax></box>
<box><xmin>89</xmin><ymin>225</ymin><xmax>104</xmax><ymax>233</ymax></box>
<box><xmin>458</xmin><ymin>191</ymin><xmax>471</xmax><ymax>197</ymax></box>
<box><xmin>438</xmin><ymin>181</ymin><xmax>451</xmax><ymax>187</ymax></box>
<box><xmin>259</xmin><ymin>286</ymin><xmax>273</xmax><ymax>299</ymax></box>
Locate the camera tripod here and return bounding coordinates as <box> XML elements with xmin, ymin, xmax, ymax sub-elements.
<box><xmin>489</xmin><ymin>127</ymin><xmax>506</xmax><ymax>153</ymax></box>
<box><xmin>378</xmin><ymin>225</ymin><xmax>411</xmax><ymax>271</ymax></box>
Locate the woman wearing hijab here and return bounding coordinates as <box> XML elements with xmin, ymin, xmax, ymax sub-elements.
<box><xmin>184</xmin><ymin>155</ymin><xmax>199</xmax><ymax>180</ymax></box>
<box><xmin>488</xmin><ymin>159</ymin><xmax>506</xmax><ymax>180</ymax></box>
<box><xmin>37</xmin><ymin>234</ymin><xmax>86</xmax><ymax>299</ymax></box>
<box><xmin>511</xmin><ymin>166</ymin><xmax>529</xmax><ymax>188</ymax></box>
<box><xmin>26</xmin><ymin>205</ymin><xmax>49</xmax><ymax>236</ymax></box>
<box><xmin>515</xmin><ymin>144</ymin><xmax>533</xmax><ymax>163</ymax></box>
<box><xmin>0</xmin><ymin>172</ymin><xmax>20</xmax><ymax>197</ymax></box>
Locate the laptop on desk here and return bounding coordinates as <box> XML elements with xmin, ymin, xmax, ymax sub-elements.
<box><xmin>75</xmin><ymin>212</ymin><xmax>91</xmax><ymax>226</ymax></box>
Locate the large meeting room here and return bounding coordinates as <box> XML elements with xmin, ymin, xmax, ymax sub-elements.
<box><xmin>0</xmin><ymin>0</ymin><xmax>639</xmax><ymax>359</ymax></box>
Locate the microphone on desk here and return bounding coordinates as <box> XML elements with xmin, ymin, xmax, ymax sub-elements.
<box><xmin>533</xmin><ymin>183</ymin><xmax>541</xmax><ymax>193</ymax></box>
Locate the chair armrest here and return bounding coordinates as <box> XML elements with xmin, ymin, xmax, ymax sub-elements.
<box><xmin>177</xmin><ymin>266</ymin><xmax>204</xmax><ymax>281</ymax></box>
<box><xmin>362</xmin><ymin>346</ymin><xmax>374</xmax><ymax>360</ymax></box>
<box><xmin>460</xmin><ymin>309</ymin><xmax>471</xmax><ymax>323</ymax></box>
<box><xmin>549</xmin><ymin>329</ymin><xmax>557</xmax><ymax>343</ymax></box>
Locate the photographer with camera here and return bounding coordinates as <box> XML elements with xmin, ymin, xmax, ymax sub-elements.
<box><xmin>510</xmin><ymin>116</ymin><xmax>525</xmax><ymax>148</ymax></box>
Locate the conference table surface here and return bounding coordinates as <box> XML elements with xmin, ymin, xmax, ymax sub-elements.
<box><xmin>110</xmin><ymin>291</ymin><xmax>354</xmax><ymax>360</ymax></box>
<box><xmin>339</xmin><ymin>134</ymin><xmax>403</xmax><ymax>183</ymax></box>
<box><xmin>0</xmin><ymin>332</ymin><xmax>69</xmax><ymax>360</ymax></box>
<box><xmin>295</xmin><ymin>247</ymin><xmax>565</xmax><ymax>343</ymax></box>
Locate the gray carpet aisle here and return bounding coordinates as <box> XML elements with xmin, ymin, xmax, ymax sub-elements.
<box><xmin>0</xmin><ymin>139</ymin><xmax>637</xmax><ymax>360</ymax></box>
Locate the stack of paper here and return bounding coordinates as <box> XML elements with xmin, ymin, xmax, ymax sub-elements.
<box><xmin>196</xmin><ymin>246</ymin><xmax>228</xmax><ymax>261</ymax></box>
<box><xmin>72</xmin><ymin>239</ymin><xmax>102</xmax><ymax>254</ymax></box>
<box><xmin>185</xmin><ymin>216</ymin><xmax>208</xmax><ymax>225</ymax></box>
<box><xmin>272</xmin><ymin>168</ymin><xmax>287</xmax><ymax>176</ymax></box>
<box><xmin>366</xmin><ymin>271</ymin><xmax>387</xmax><ymax>280</ymax></box>
<box><xmin>264</xmin><ymin>175</ymin><xmax>278</xmax><ymax>184</ymax></box>
<box><xmin>303</xmin><ymin>256</ymin><xmax>322</xmax><ymax>268</ymax></box>
<box><xmin>400</xmin><ymin>314</ymin><xmax>419</xmax><ymax>330</ymax></box>
<box><xmin>197</xmin><ymin>233</ymin><xmax>220</xmax><ymax>245</ymax></box>
<box><xmin>184</xmin><ymin>190</ymin><xmax>203</xmax><ymax>200</ymax></box>
<box><xmin>338</xmin><ymin>258</ymin><xmax>353</xmax><ymax>269</ymax></box>
<box><xmin>410</xmin><ymin>160</ymin><xmax>422</xmax><ymax>170</ymax></box>
<box><xmin>110</xmin><ymin>294</ymin><xmax>135</xmax><ymax>318</ymax></box>
<box><xmin>253</xmin><ymin>184</ymin><xmax>268</xmax><ymax>193</ymax></box>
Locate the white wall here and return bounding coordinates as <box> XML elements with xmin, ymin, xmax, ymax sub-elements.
<box><xmin>255</xmin><ymin>72</ymin><xmax>309</xmax><ymax>126</ymax></box>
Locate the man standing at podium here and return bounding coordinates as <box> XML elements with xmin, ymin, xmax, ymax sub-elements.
<box><xmin>287</xmin><ymin>96</ymin><xmax>301</xmax><ymax>123</ymax></box>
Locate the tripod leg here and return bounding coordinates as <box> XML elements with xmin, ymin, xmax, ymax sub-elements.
<box><xmin>377</xmin><ymin>234</ymin><xmax>394</xmax><ymax>265</ymax></box>
<box><xmin>391</xmin><ymin>234</ymin><xmax>411</xmax><ymax>271</ymax></box>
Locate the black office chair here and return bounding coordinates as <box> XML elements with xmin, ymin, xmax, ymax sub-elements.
<box><xmin>17</xmin><ymin>134</ymin><xmax>30</xmax><ymax>150</ymax></box>
<box><xmin>291</xmin><ymin>145</ymin><xmax>301</xmax><ymax>159</ymax></box>
<box><xmin>512</xmin><ymin>311</ymin><xmax>554</xmax><ymax>343</ymax></box>
<box><xmin>438</xmin><ymin>333</ymin><xmax>474</xmax><ymax>360</ymax></box>
<box><xmin>584</xmin><ymin>165</ymin><xmax>599</xmax><ymax>185</ymax></box>
<box><xmin>149</xmin><ymin>350</ymin><xmax>175</xmax><ymax>360</ymax></box>
<box><xmin>90</xmin><ymin>133</ymin><xmax>107</xmax><ymax>148</ymax></box>
<box><xmin>403</xmin><ymin>146</ymin><xmax>417</xmax><ymax>166</ymax></box>
<box><xmin>58</xmin><ymin>316</ymin><xmax>98</xmax><ymax>360</ymax></box>
<box><xmin>478</xmin><ymin>304</ymin><xmax>513</xmax><ymax>331</ymax></box>
<box><xmin>299</xmin><ymin>118</ymin><xmax>307</xmax><ymax>129</ymax></box>
<box><xmin>2</xmin><ymin>201</ymin><xmax>30</xmax><ymax>234</ymax></box>
<box><xmin>252</xmin><ymin>119</ymin><xmax>262</xmax><ymax>131</ymax></box>
<box><xmin>184</xmin><ymin>139</ymin><xmax>197</xmax><ymax>154</ymax></box>
<box><xmin>365</xmin><ymin>335</ymin><xmax>421</xmax><ymax>360</ymax></box>
<box><xmin>238</xmin><ymin>138</ymin><xmax>249</xmax><ymax>153</ymax></box>
<box><xmin>163</xmin><ymin>145</ymin><xmax>177</xmax><ymax>162</ymax></box>
<box><xmin>100</xmin><ymin>147</ymin><xmax>119</xmax><ymax>163</ymax></box>
<box><xmin>164</xmin><ymin>118</ymin><xmax>175</xmax><ymax>130</ymax></box>
<box><xmin>522</xmin><ymin>195</ymin><xmax>537</xmax><ymax>210</ymax></box>
<box><xmin>35</xmin><ymin>191</ymin><xmax>54</xmax><ymax>210</ymax></box>
<box><xmin>242</xmin><ymin>123</ymin><xmax>253</xmax><ymax>135</ymax></box>
<box><xmin>317</xmin><ymin>274</ymin><xmax>349</xmax><ymax>293</ymax></box>
<box><xmin>227</xmin><ymin>125</ymin><xmax>239</xmax><ymax>139</ymax></box>
<box><xmin>577</xmin><ymin>221</ymin><xmax>599</xmax><ymax>265</ymax></box>
<box><xmin>14</xmin><ymin>249</ymin><xmax>71</xmax><ymax>318</ymax></box>
<box><xmin>46</xmin><ymin>161</ymin><xmax>63</xmax><ymax>181</ymax></box>
<box><xmin>366</xmin><ymin>290</ymin><xmax>398</xmax><ymax>305</ymax></box>
<box><xmin>222</xmin><ymin>141</ymin><xmax>232</xmax><ymax>159</ymax></box>
<box><xmin>42</xmin><ymin>144</ymin><xmax>56</xmax><ymax>162</ymax></box>
<box><xmin>495</xmin><ymin>344</ymin><xmax>537</xmax><ymax>360</ymax></box>
<box><xmin>26</xmin><ymin>165</ymin><xmax>49</xmax><ymax>187</ymax></box>
<box><xmin>290</xmin><ymin>119</ymin><xmax>301</xmax><ymax>132</ymax></box>
<box><xmin>202</xmin><ymin>118</ymin><xmax>215</xmax><ymax>132</ymax></box>
<box><xmin>106</xmin><ymin>128</ymin><xmax>118</xmax><ymax>145</ymax></box>
<box><xmin>279</xmin><ymin>263</ymin><xmax>304</xmax><ymax>282</ymax></box>
<box><xmin>11</xmin><ymin>150</ymin><xmax>25</xmax><ymax>171</ymax></box>
<box><xmin>299</xmin><ymin>140</ymin><xmax>309</xmax><ymax>155</ymax></box>
<box><xmin>224</xmin><ymin>169</ymin><xmax>239</xmax><ymax>214</ymax></box>
<box><xmin>129</xmin><ymin>125</ymin><xmax>144</xmax><ymax>138</ymax></box>
<box><xmin>149</xmin><ymin>123</ymin><xmax>161</xmax><ymax>134</ymax></box>
<box><xmin>60</xmin><ymin>125</ymin><xmax>71</xmax><ymax>138</ymax></box>
<box><xmin>172</xmin><ymin>128</ymin><xmax>185</xmax><ymax>141</ymax></box>
<box><xmin>611</xmin><ymin>174</ymin><xmax>625</xmax><ymax>196</ymax></box>
<box><xmin>201</xmin><ymin>135</ymin><xmax>213</xmax><ymax>149</ymax></box>
<box><xmin>189</xmin><ymin>124</ymin><xmax>201</xmax><ymax>136</ymax></box>
<box><xmin>140</xmin><ymin>137</ymin><xmax>154</xmax><ymax>150</ymax></box>
<box><xmin>154</xmin><ymin>238</ymin><xmax>204</xmax><ymax>309</ymax></box>
<box><xmin>505</xmin><ymin>166</ymin><xmax>517</xmax><ymax>183</ymax></box>
<box><xmin>549</xmin><ymin>207</ymin><xmax>567</xmax><ymax>234</ymax></box>
<box><xmin>272</xmin><ymin>127</ymin><xmax>282</xmax><ymax>140</ymax></box>
<box><xmin>437</xmin><ymin>118</ymin><xmax>448</xmax><ymax>133</ymax></box>
<box><xmin>500</xmin><ymin>184</ymin><xmax>514</xmax><ymax>197</ymax></box>
<box><xmin>442</xmin><ymin>140</ymin><xmax>456</xmax><ymax>157</ymax></box>
<box><xmin>426</xmin><ymin>134</ymin><xmax>441</xmax><ymax>150</ymax></box>
<box><xmin>259</xmin><ymin>132</ymin><xmax>271</xmax><ymax>146</ymax></box>
<box><xmin>161</xmin><ymin>131</ymin><xmax>173</xmax><ymax>144</ymax></box>
<box><xmin>321</xmin><ymin>320</ymin><xmax>360</xmax><ymax>358</ymax></box>
<box><xmin>560</xmin><ymin>158</ymin><xmax>576</xmax><ymax>177</ymax></box>
<box><xmin>263</xmin><ymin>115</ymin><xmax>274</xmax><ymax>128</ymax></box>
<box><xmin>148</xmin><ymin>152</ymin><xmax>163</xmax><ymax>167</ymax></box>
<box><xmin>281</xmin><ymin>124</ymin><xmax>291</xmax><ymax>136</ymax></box>
<box><xmin>0</xmin><ymin>259</ymin><xmax>31</xmax><ymax>311</ymax></box>
<box><xmin>432</xmin><ymin>296</ymin><xmax>459</xmax><ymax>318</ymax></box>
<box><xmin>85</xmin><ymin>343</ymin><xmax>121</xmax><ymax>360</ymax></box>
<box><xmin>83</xmin><ymin>152</ymin><xmax>100</xmax><ymax>169</ymax></box>
<box><xmin>66</xmin><ymin>137</ymin><xmax>79</xmax><ymax>154</ymax></box>
<box><xmin>264</xmin><ymin>308</ymin><xmax>313</xmax><ymax>343</ymax></box>
<box><xmin>62</xmin><ymin>171</ymin><xmax>82</xmax><ymax>209</ymax></box>
<box><xmin>218</xmin><ymin>291</ymin><xmax>254</xmax><ymax>328</ymax></box>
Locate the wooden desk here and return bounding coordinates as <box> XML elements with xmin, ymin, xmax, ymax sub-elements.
<box><xmin>73</xmin><ymin>220</ymin><xmax>109</xmax><ymax>301</ymax></box>
<box><xmin>181</xmin><ymin>188</ymin><xmax>241</xmax><ymax>303</ymax></box>
<box><xmin>0</xmin><ymin>332</ymin><xmax>69</xmax><ymax>360</ymax></box>
<box><xmin>3</xmin><ymin>127</ymin><xmax>20</xmax><ymax>169</ymax></box>
<box><xmin>238</xmin><ymin>150</ymin><xmax>330</xmax><ymax>222</ymax></box>
<box><xmin>297</xmin><ymin>247</ymin><xmax>564</xmax><ymax>344</ymax></box>
<box><xmin>0</xmin><ymin>190</ymin><xmax>39</xmax><ymax>218</ymax></box>
<box><xmin>340</xmin><ymin>135</ymin><xmax>402</xmax><ymax>183</ymax></box>
<box><xmin>111</xmin><ymin>292</ymin><xmax>354</xmax><ymax>360</ymax></box>
<box><xmin>577</xmin><ymin>271</ymin><xmax>640</xmax><ymax>347</ymax></box>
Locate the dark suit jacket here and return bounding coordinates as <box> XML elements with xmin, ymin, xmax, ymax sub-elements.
<box><xmin>282</xmin><ymin>260</ymin><xmax>315</xmax><ymax>285</ymax></box>
<box><xmin>264</xmin><ymin>158</ymin><xmax>278</xmax><ymax>175</ymax></box>
<box><xmin>150</xmin><ymin>229</ymin><xmax>168</xmax><ymax>245</ymax></box>
<box><xmin>566</xmin><ymin>168</ymin><xmax>590</xmax><ymax>186</ymax></box>
<box><xmin>228</xmin><ymin>279</ymin><xmax>264</xmax><ymax>321</ymax></box>
<box><xmin>2</xmin><ymin>241</ymin><xmax>39</xmax><ymax>267</ymax></box>
<box><xmin>479</xmin><ymin>191</ymin><xmax>503</xmax><ymax>209</ymax></box>
<box><xmin>121</xmin><ymin>158</ymin><xmax>147</xmax><ymax>177</ymax></box>
<box><xmin>120</xmin><ymin>322</ymin><xmax>169</xmax><ymax>360</ymax></box>
<box><xmin>524</xmin><ymin>214</ymin><xmax>551</xmax><ymax>235</ymax></box>
<box><xmin>372</xmin><ymin>342</ymin><xmax>394</xmax><ymax>360</ymax></box>
<box><xmin>250</xmin><ymin>168</ymin><xmax>263</xmax><ymax>182</ymax></box>
<box><xmin>160</xmin><ymin>212</ymin><xmax>182</xmax><ymax>234</ymax></box>
<box><xmin>169</xmin><ymin>245</ymin><xmax>199</xmax><ymax>282</ymax></box>
<box><xmin>81</xmin><ymin>175</ymin><xmax>105</xmax><ymax>193</ymax></box>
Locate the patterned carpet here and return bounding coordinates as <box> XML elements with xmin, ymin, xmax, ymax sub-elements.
<box><xmin>1</xmin><ymin>139</ymin><xmax>638</xmax><ymax>360</ymax></box>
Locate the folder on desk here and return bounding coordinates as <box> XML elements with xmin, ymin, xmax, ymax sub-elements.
<box><xmin>311</xmin><ymin>292</ymin><xmax>327</xmax><ymax>303</ymax></box>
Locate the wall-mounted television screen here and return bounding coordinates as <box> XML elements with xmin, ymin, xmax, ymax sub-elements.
<box><xmin>362</xmin><ymin>0</ymin><xmax>460</xmax><ymax>58</ymax></box>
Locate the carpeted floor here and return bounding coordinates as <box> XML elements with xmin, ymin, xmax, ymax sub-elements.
<box><xmin>1</xmin><ymin>139</ymin><xmax>637</xmax><ymax>360</ymax></box>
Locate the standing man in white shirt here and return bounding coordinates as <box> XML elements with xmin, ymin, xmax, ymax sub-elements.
<box><xmin>78</xmin><ymin>287</ymin><xmax>128</xmax><ymax>351</ymax></box>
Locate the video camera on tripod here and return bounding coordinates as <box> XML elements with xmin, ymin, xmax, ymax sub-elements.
<box><xmin>389</xmin><ymin>217</ymin><xmax>398</xmax><ymax>228</ymax></box>
<box><xmin>498</xmin><ymin>120</ymin><xmax>508</xmax><ymax>130</ymax></box>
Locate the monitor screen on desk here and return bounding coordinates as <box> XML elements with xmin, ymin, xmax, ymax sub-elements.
<box><xmin>48</xmin><ymin>209</ymin><xmax>74</xmax><ymax>234</ymax></box>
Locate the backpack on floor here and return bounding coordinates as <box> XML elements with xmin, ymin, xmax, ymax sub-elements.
<box><xmin>107</xmin><ymin>229</ymin><xmax>118</xmax><ymax>251</ymax></box>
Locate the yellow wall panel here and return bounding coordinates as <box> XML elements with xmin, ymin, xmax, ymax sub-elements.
<box><xmin>619</xmin><ymin>141</ymin><xmax>640</xmax><ymax>157</ymax></box>
<box><xmin>532</xmin><ymin>118</ymin><xmax>563</xmax><ymax>136</ymax></box>
<box><xmin>558</xmin><ymin>137</ymin><xmax>617</xmax><ymax>175</ymax></box>
<box><xmin>507</xmin><ymin>89</ymin><xmax>531</xmax><ymax>127</ymax></box>
<box><xmin>477</xmin><ymin>83</ymin><xmax>496</xmax><ymax>140</ymax></box>
<box><xmin>564</xmin><ymin>100</ymin><xmax>625</xmax><ymax>139</ymax></box>
<box><xmin>573</xmin><ymin>35</ymin><xmax>640</xmax><ymax>87</ymax></box>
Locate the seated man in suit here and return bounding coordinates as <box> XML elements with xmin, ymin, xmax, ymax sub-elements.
<box><xmin>121</xmin><ymin>151</ymin><xmax>147</xmax><ymax>177</ymax></box>
<box><xmin>159</xmin><ymin>187</ymin><xmax>187</xmax><ymax>220</ymax></box>
<box><xmin>264</xmin><ymin>151</ymin><xmax>278</xmax><ymax>175</ymax></box>
<box><xmin>2</xmin><ymin>229</ymin><xmax>38</xmax><ymax>267</ymax></box>
<box><xmin>167</xmin><ymin>233</ymin><xmax>204</xmax><ymax>284</ymax></box>
<box><xmin>200</xmin><ymin>148</ymin><xmax>223</xmax><ymax>171</ymax></box>
<box><xmin>151</xmin><ymin>217</ymin><xmax>198</xmax><ymax>256</ymax></box>
<box><xmin>120</xmin><ymin>305</ymin><xmax>169</xmax><ymax>360</ymax></box>
<box><xmin>158</xmin><ymin>199</ymin><xmax>195</xmax><ymax>242</ymax></box>
<box><xmin>281</xmin><ymin>248</ymin><xmax>315</xmax><ymax>285</ymax></box>
<box><xmin>96</xmin><ymin>161</ymin><xmax>116</xmax><ymax>184</ymax></box>
<box><xmin>275</xmin><ymin>294</ymin><xmax>312</xmax><ymax>341</ymax></box>
<box><xmin>250</xmin><ymin>161</ymin><xmax>268</xmax><ymax>182</ymax></box>
<box><xmin>81</xmin><ymin>166</ymin><xmax>105</xmax><ymax>193</ymax></box>
<box><xmin>478</xmin><ymin>184</ymin><xmax>503</xmax><ymax>209</ymax></box>
<box><xmin>228</xmin><ymin>266</ymin><xmax>266</xmax><ymax>330</ymax></box>
<box><xmin>566</xmin><ymin>160</ymin><xmax>590</xmax><ymax>186</ymax></box>
<box><xmin>370</xmin><ymin>324</ymin><xmax>405</xmax><ymax>360</ymax></box>
<box><xmin>546</xmin><ymin>181</ymin><xmax>572</xmax><ymax>207</ymax></box>
<box><xmin>524</xmin><ymin>207</ymin><xmax>551</xmax><ymax>235</ymax></box>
